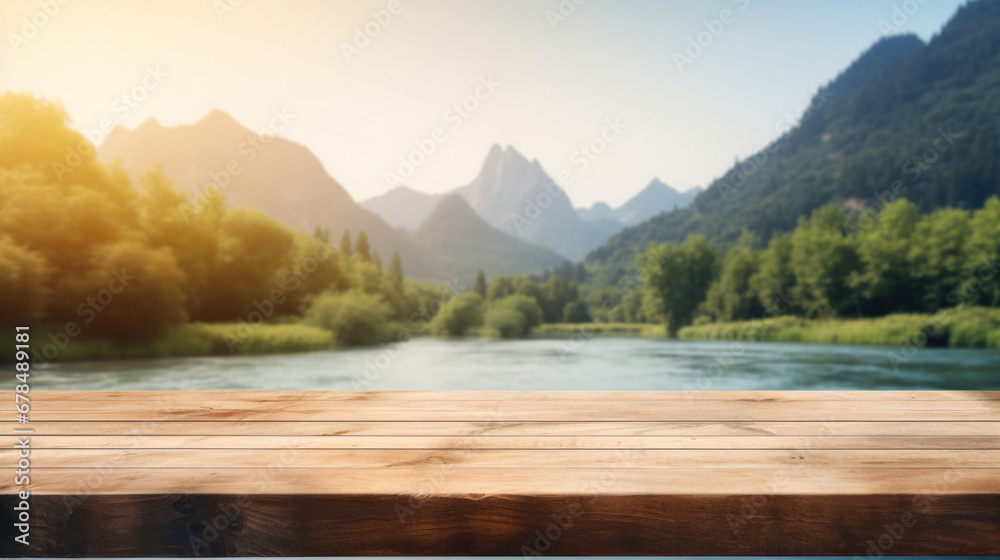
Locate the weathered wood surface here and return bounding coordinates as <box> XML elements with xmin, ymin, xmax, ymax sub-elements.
<box><xmin>1</xmin><ymin>390</ymin><xmax>998</xmax><ymax>557</ymax></box>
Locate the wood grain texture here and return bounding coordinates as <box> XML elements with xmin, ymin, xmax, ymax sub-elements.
<box><xmin>10</xmin><ymin>448</ymin><xmax>1000</xmax><ymax>469</ymax></box>
<box><xmin>1</xmin><ymin>390</ymin><xmax>997</xmax><ymax>557</ymax></box>
<box><xmin>5</xmin><ymin>420</ymin><xmax>999</xmax><ymax>435</ymax></box>
<box><xmin>5</xmin><ymin>434</ymin><xmax>998</xmax><ymax>449</ymax></box>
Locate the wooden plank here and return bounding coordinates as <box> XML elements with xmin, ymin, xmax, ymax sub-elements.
<box><xmin>16</xmin><ymin>390</ymin><xmax>1000</xmax><ymax>401</ymax></box>
<box><xmin>12</xmin><ymin>448</ymin><xmax>1000</xmax><ymax>469</ymax></box>
<box><xmin>4</xmin><ymin>467</ymin><xmax>997</xmax><ymax>495</ymax></box>
<box><xmin>7</xmin><ymin>420</ymin><xmax>999</xmax><ymax>435</ymax></box>
<box><xmin>23</xmin><ymin>408</ymin><xmax>1000</xmax><ymax>421</ymax></box>
<box><xmin>4</xmin><ymin>494</ymin><xmax>998</xmax><ymax>557</ymax></box>
<box><xmin>25</xmin><ymin>398</ymin><xmax>1000</xmax><ymax>413</ymax></box>
<box><xmin>7</xmin><ymin>434</ymin><xmax>998</xmax><ymax>449</ymax></box>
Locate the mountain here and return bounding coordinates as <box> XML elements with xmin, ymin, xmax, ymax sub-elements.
<box><xmin>616</xmin><ymin>180</ymin><xmax>702</xmax><ymax>225</ymax></box>
<box><xmin>98</xmin><ymin>109</ymin><xmax>437</xmax><ymax>277</ymax></box>
<box><xmin>586</xmin><ymin>1</ymin><xmax>1000</xmax><ymax>285</ymax></box>
<box><xmin>455</xmin><ymin>144</ymin><xmax>618</xmax><ymax>260</ymax></box>
<box><xmin>577</xmin><ymin>201</ymin><xmax>617</xmax><ymax>222</ymax></box>
<box><xmin>99</xmin><ymin>111</ymin><xmax>571</xmax><ymax>282</ymax></box>
<box><xmin>578</xmin><ymin>179</ymin><xmax>702</xmax><ymax>227</ymax></box>
<box><xmin>414</xmin><ymin>195</ymin><xmax>568</xmax><ymax>282</ymax></box>
<box><xmin>360</xmin><ymin>186</ymin><xmax>444</xmax><ymax>231</ymax></box>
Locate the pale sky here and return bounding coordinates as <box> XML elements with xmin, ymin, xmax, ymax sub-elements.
<box><xmin>0</xmin><ymin>0</ymin><xmax>966</xmax><ymax>207</ymax></box>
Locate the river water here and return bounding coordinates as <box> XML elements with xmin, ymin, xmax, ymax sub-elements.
<box><xmin>35</xmin><ymin>337</ymin><xmax>1000</xmax><ymax>390</ymax></box>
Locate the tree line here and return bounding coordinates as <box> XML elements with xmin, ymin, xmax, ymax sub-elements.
<box><xmin>638</xmin><ymin>198</ymin><xmax>1000</xmax><ymax>336</ymax></box>
<box><xmin>429</xmin><ymin>271</ymin><xmax>590</xmax><ymax>338</ymax></box>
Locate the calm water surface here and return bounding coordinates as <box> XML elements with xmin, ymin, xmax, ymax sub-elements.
<box><xmin>35</xmin><ymin>337</ymin><xmax>1000</xmax><ymax>390</ymax></box>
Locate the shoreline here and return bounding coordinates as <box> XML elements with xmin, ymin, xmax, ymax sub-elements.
<box><xmin>9</xmin><ymin>309</ymin><xmax>1000</xmax><ymax>365</ymax></box>
<box><xmin>678</xmin><ymin>308</ymin><xmax>1000</xmax><ymax>349</ymax></box>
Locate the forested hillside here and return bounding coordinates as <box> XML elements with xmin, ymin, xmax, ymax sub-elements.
<box><xmin>587</xmin><ymin>0</ymin><xmax>1000</xmax><ymax>287</ymax></box>
<box><xmin>414</xmin><ymin>195</ymin><xmax>568</xmax><ymax>283</ymax></box>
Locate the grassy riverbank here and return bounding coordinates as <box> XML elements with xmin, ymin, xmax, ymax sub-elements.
<box><xmin>6</xmin><ymin>323</ymin><xmax>337</xmax><ymax>363</ymax></box>
<box><xmin>534</xmin><ymin>322</ymin><xmax>667</xmax><ymax>338</ymax></box>
<box><xmin>678</xmin><ymin>307</ymin><xmax>1000</xmax><ymax>349</ymax></box>
<box><xmin>13</xmin><ymin>307</ymin><xmax>1000</xmax><ymax>364</ymax></box>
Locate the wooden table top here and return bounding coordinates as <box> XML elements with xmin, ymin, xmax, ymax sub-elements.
<box><xmin>1</xmin><ymin>390</ymin><xmax>998</xmax><ymax>556</ymax></box>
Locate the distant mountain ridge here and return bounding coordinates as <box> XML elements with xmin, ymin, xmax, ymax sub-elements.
<box><xmin>360</xmin><ymin>144</ymin><xmax>621</xmax><ymax>260</ymax></box>
<box><xmin>414</xmin><ymin>195</ymin><xmax>568</xmax><ymax>281</ymax></box>
<box><xmin>98</xmin><ymin>112</ymin><xmax>566</xmax><ymax>282</ymax></box>
<box><xmin>101</xmin><ymin>109</ymin><xmax>358</xmax><ymax>233</ymax></box>
<box><xmin>360</xmin><ymin>186</ymin><xmax>444</xmax><ymax>231</ymax></box>
<box><xmin>453</xmin><ymin>144</ymin><xmax>618</xmax><ymax>260</ymax></box>
<box><xmin>577</xmin><ymin>179</ymin><xmax>701</xmax><ymax>227</ymax></box>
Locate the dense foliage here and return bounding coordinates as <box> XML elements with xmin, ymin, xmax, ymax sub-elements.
<box><xmin>639</xmin><ymin>198</ymin><xmax>1000</xmax><ymax>336</ymax></box>
<box><xmin>423</xmin><ymin>270</ymin><xmax>591</xmax><ymax>339</ymax></box>
<box><xmin>430</xmin><ymin>293</ymin><xmax>484</xmax><ymax>336</ymax></box>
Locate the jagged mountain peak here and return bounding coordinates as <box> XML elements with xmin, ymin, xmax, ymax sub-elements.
<box><xmin>195</xmin><ymin>108</ymin><xmax>245</xmax><ymax>131</ymax></box>
<box><xmin>456</xmin><ymin>144</ymin><xmax>615</xmax><ymax>260</ymax></box>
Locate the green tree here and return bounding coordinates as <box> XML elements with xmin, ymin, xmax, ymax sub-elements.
<box><xmin>790</xmin><ymin>205</ymin><xmax>861</xmax><ymax>317</ymax></box>
<box><xmin>484</xmin><ymin>294</ymin><xmax>543</xmax><ymax>338</ymax></box>
<box><xmin>700</xmin><ymin>235</ymin><xmax>763</xmax><ymax>322</ymax></box>
<box><xmin>354</xmin><ymin>230</ymin><xmax>371</xmax><ymax>262</ymax></box>
<box><xmin>473</xmin><ymin>270</ymin><xmax>487</xmax><ymax>298</ymax></box>
<box><xmin>304</xmin><ymin>289</ymin><xmax>391</xmax><ymax>346</ymax></box>
<box><xmin>339</xmin><ymin>230</ymin><xmax>352</xmax><ymax>256</ymax></box>
<box><xmin>430</xmin><ymin>292</ymin><xmax>484</xmax><ymax>336</ymax></box>
<box><xmin>513</xmin><ymin>275</ymin><xmax>545</xmax><ymax>312</ymax></box>
<box><xmin>313</xmin><ymin>226</ymin><xmax>330</xmax><ymax>244</ymax></box>
<box><xmin>621</xmin><ymin>289</ymin><xmax>646</xmax><ymax>323</ymax></box>
<box><xmin>280</xmin><ymin>236</ymin><xmax>347</xmax><ymax>314</ymax></box>
<box><xmin>909</xmin><ymin>207</ymin><xmax>972</xmax><ymax>311</ymax></box>
<box><xmin>641</xmin><ymin>235</ymin><xmax>717</xmax><ymax>336</ymax></box>
<box><xmin>484</xmin><ymin>307</ymin><xmax>525</xmax><ymax>339</ymax></box>
<box><xmin>585</xmin><ymin>287</ymin><xmax>624</xmax><ymax>323</ymax></box>
<box><xmin>137</xmin><ymin>168</ymin><xmax>220</xmax><ymax>320</ymax></box>
<box><xmin>541</xmin><ymin>275</ymin><xmax>579</xmax><ymax>323</ymax></box>
<box><xmin>388</xmin><ymin>251</ymin><xmax>405</xmax><ymax>291</ymax></box>
<box><xmin>372</xmin><ymin>250</ymin><xmax>382</xmax><ymax>272</ymax></box>
<box><xmin>200</xmin><ymin>208</ymin><xmax>296</xmax><ymax>321</ymax></box>
<box><xmin>562</xmin><ymin>301</ymin><xmax>590</xmax><ymax>323</ymax></box>
<box><xmin>84</xmin><ymin>241</ymin><xmax>189</xmax><ymax>340</ymax></box>
<box><xmin>486</xmin><ymin>275</ymin><xmax>514</xmax><ymax>301</ymax></box>
<box><xmin>852</xmin><ymin>198</ymin><xmax>920</xmax><ymax>315</ymax></box>
<box><xmin>966</xmin><ymin>196</ymin><xmax>1000</xmax><ymax>306</ymax></box>
<box><xmin>749</xmin><ymin>234</ymin><xmax>797</xmax><ymax>315</ymax></box>
<box><xmin>0</xmin><ymin>237</ymin><xmax>49</xmax><ymax>325</ymax></box>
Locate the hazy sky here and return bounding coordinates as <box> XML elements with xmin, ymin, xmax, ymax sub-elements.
<box><xmin>1</xmin><ymin>0</ymin><xmax>966</xmax><ymax>207</ymax></box>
